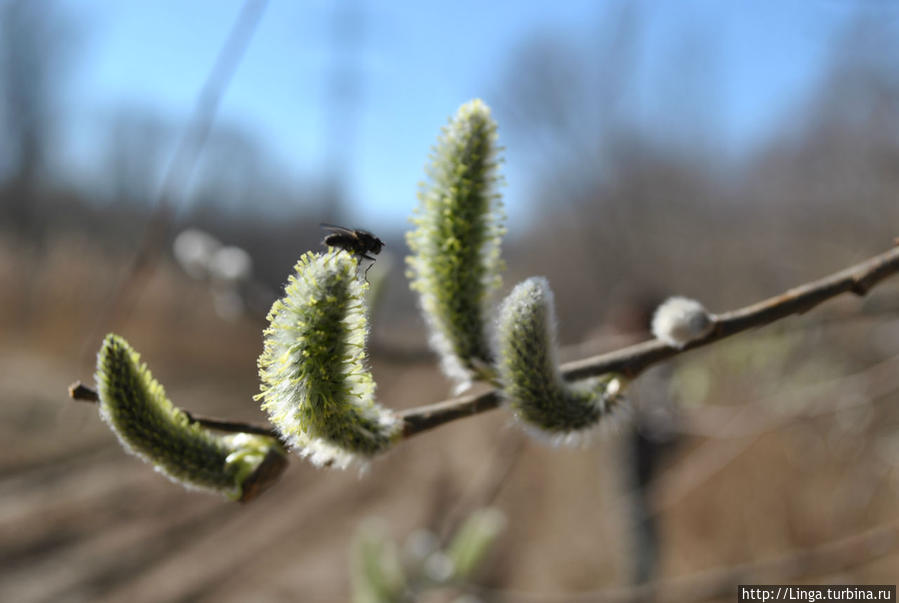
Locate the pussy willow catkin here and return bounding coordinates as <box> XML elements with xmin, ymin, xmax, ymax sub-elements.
<box><xmin>257</xmin><ymin>250</ymin><xmax>399</xmax><ymax>468</ymax></box>
<box><xmin>406</xmin><ymin>99</ymin><xmax>506</xmax><ymax>389</ymax></box>
<box><xmin>496</xmin><ymin>278</ymin><xmax>623</xmax><ymax>438</ymax></box>
<box><xmin>96</xmin><ymin>334</ymin><xmax>285</xmax><ymax>501</ymax></box>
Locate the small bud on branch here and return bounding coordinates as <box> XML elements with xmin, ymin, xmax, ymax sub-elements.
<box><xmin>652</xmin><ymin>296</ymin><xmax>715</xmax><ymax>349</ymax></box>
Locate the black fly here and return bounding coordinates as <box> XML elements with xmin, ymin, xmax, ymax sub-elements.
<box><xmin>320</xmin><ymin>223</ymin><xmax>385</xmax><ymax>279</ymax></box>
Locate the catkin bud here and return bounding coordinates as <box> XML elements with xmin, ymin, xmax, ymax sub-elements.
<box><xmin>257</xmin><ymin>250</ymin><xmax>399</xmax><ymax>468</ymax></box>
<box><xmin>406</xmin><ymin>99</ymin><xmax>506</xmax><ymax>390</ymax></box>
<box><xmin>96</xmin><ymin>334</ymin><xmax>286</xmax><ymax>502</ymax></box>
<box><xmin>651</xmin><ymin>296</ymin><xmax>714</xmax><ymax>349</ymax></box>
<box><xmin>496</xmin><ymin>278</ymin><xmax>623</xmax><ymax>438</ymax></box>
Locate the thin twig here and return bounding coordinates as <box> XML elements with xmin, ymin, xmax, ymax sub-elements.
<box><xmin>70</xmin><ymin>244</ymin><xmax>899</xmax><ymax>441</ymax></box>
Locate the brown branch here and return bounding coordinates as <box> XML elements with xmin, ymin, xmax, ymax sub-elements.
<box><xmin>70</xmin><ymin>244</ymin><xmax>899</xmax><ymax>442</ymax></box>
<box><xmin>401</xmin><ymin>243</ymin><xmax>899</xmax><ymax>437</ymax></box>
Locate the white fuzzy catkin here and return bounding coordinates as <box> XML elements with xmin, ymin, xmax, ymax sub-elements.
<box><xmin>257</xmin><ymin>251</ymin><xmax>399</xmax><ymax>469</ymax></box>
<box><xmin>406</xmin><ymin>99</ymin><xmax>505</xmax><ymax>390</ymax></box>
<box><xmin>496</xmin><ymin>277</ymin><xmax>623</xmax><ymax>439</ymax></box>
<box><xmin>651</xmin><ymin>296</ymin><xmax>714</xmax><ymax>349</ymax></box>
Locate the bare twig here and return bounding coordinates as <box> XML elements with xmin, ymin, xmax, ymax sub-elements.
<box><xmin>70</xmin><ymin>244</ymin><xmax>899</xmax><ymax>441</ymax></box>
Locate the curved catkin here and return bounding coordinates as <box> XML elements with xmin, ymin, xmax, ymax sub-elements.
<box><xmin>496</xmin><ymin>278</ymin><xmax>623</xmax><ymax>437</ymax></box>
<box><xmin>406</xmin><ymin>99</ymin><xmax>505</xmax><ymax>389</ymax></box>
<box><xmin>257</xmin><ymin>250</ymin><xmax>399</xmax><ymax>468</ymax></box>
<box><xmin>96</xmin><ymin>334</ymin><xmax>286</xmax><ymax>502</ymax></box>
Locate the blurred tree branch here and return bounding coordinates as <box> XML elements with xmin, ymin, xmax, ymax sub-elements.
<box><xmin>71</xmin><ymin>242</ymin><xmax>899</xmax><ymax>443</ymax></box>
<box><xmin>83</xmin><ymin>0</ymin><xmax>270</xmax><ymax>356</ymax></box>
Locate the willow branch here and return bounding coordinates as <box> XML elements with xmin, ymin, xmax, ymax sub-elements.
<box><xmin>400</xmin><ymin>243</ymin><xmax>899</xmax><ymax>437</ymax></box>
<box><xmin>70</xmin><ymin>243</ymin><xmax>899</xmax><ymax>441</ymax></box>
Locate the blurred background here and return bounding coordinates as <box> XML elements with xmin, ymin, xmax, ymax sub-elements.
<box><xmin>2</xmin><ymin>0</ymin><xmax>899</xmax><ymax>601</ymax></box>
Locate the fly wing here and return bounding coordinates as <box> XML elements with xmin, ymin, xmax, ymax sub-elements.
<box><xmin>320</xmin><ymin>223</ymin><xmax>357</xmax><ymax>236</ymax></box>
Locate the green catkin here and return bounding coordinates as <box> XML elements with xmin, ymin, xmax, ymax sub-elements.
<box><xmin>257</xmin><ymin>250</ymin><xmax>399</xmax><ymax>468</ymax></box>
<box><xmin>96</xmin><ymin>334</ymin><xmax>285</xmax><ymax>501</ymax></box>
<box><xmin>496</xmin><ymin>278</ymin><xmax>623</xmax><ymax>439</ymax></box>
<box><xmin>406</xmin><ymin>99</ymin><xmax>506</xmax><ymax>389</ymax></box>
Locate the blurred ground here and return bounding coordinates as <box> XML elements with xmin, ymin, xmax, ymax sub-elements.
<box><xmin>0</xmin><ymin>234</ymin><xmax>897</xmax><ymax>602</ymax></box>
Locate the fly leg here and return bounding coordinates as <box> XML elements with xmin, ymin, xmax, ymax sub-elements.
<box><xmin>363</xmin><ymin>260</ymin><xmax>376</xmax><ymax>283</ymax></box>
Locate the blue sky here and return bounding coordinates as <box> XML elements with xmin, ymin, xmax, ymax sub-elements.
<box><xmin>56</xmin><ymin>0</ymin><xmax>872</xmax><ymax>230</ymax></box>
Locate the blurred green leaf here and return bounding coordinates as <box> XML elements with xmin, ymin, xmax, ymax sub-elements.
<box><xmin>445</xmin><ymin>508</ymin><xmax>506</xmax><ymax>582</ymax></box>
<box><xmin>352</xmin><ymin>520</ymin><xmax>407</xmax><ymax>603</ymax></box>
